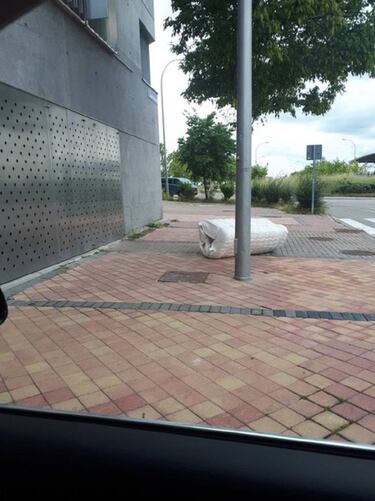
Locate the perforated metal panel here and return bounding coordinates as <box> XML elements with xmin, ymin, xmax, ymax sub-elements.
<box><xmin>0</xmin><ymin>83</ymin><xmax>124</xmax><ymax>284</ymax></box>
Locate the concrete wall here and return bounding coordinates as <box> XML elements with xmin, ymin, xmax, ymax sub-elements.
<box><xmin>0</xmin><ymin>0</ymin><xmax>162</xmax><ymax>233</ymax></box>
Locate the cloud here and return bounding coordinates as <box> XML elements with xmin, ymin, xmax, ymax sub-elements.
<box><xmin>151</xmin><ymin>2</ymin><xmax>375</xmax><ymax>176</ymax></box>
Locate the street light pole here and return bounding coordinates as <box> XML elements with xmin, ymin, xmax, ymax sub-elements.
<box><xmin>234</xmin><ymin>0</ymin><xmax>252</xmax><ymax>281</ymax></box>
<box><xmin>255</xmin><ymin>141</ymin><xmax>270</xmax><ymax>164</ymax></box>
<box><xmin>160</xmin><ymin>58</ymin><xmax>181</xmax><ymax>198</ymax></box>
<box><xmin>342</xmin><ymin>138</ymin><xmax>357</xmax><ymax>161</ymax></box>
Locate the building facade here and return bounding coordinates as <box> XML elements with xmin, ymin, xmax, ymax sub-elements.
<box><xmin>0</xmin><ymin>0</ymin><xmax>162</xmax><ymax>283</ymax></box>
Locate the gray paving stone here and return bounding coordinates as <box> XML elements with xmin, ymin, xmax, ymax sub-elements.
<box><xmin>167</xmin><ymin>303</ymin><xmax>180</xmax><ymax>311</ymax></box>
<box><xmin>330</xmin><ymin>312</ymin><xmax>343</xmax><ymax>320</ymax></box>
<box><xmin>199</xmin><ymin>305</ymin><xmax>210</xmax><ymax>312</ymax></box>
<box><xmin>178</xmin><ymin>304</ymin><xmax>191</xmax><ymax>312</ymax></box>
<box><xmin>262</xmin><ymin>309</ymin><xmax>273</xmax><ymax>317</ymax></box>
<box><xmin>189</xmin><ymin>305</ymin><xmax>200</xmax><ymax>312</ymax></box>
<box><xmin>159</xmin><ymin>303</ymin><xmax>172</xmax><ymax>311</ymax></box>
<box><xmin>285</xmin><ymin>310</ymin><xmax>297</xmax><ymax>318</ymax></box>
<box><xmin>296</xmin><ymin>311</ymin><xmax>308</xmax><ymax>319</ymax></box>
<box><xmin>6</xmin><ymin>298</ymin><xmax>374</xmax><ymax>323</ymax></box>
<box><xmin>210</xmin><ymin>306</ymin><xmax>221</xmax><ymax>313</ymax></box>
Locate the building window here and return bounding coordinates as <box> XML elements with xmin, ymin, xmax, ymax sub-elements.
<box><xmin>62</xmin><ymin>0</ymin><xmax>109</xmax><ymax>41</ymax></box>
<box><xmin>87</xmin><ymin>0</ymin><xmax>109</xmax><ymax>40</ymax></box>
<box><xmin>62</xmin><ymin>0</ymin><xmax>88</xmax><ymax>20</ymax></box>
<box><xmin>140</xmin><ymin>22</ymin><xmax>152</xmax><ymax>83</ymax></box>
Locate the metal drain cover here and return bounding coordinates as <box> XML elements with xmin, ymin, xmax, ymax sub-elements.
<box><xmin>308</xmin><ymin>236</ymin><xmax>334</xmax><ymax>242</ymax></box>
<box><xmin>335</xmin><ymin>229</ymin><xmax>362</xmax><ymax>234</ymax></box>
<box><xmin>341</xmin><ymin>250</ymin><xmax>375</xmax><ymax>256</ymax></box>
<box><xmin>159</xmin><ymin>271</ymin><xmax>209</xmax><ymax>283</ymax></box>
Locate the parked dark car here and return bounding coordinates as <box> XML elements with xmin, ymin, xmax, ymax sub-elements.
<box><xmin>161</xmin><ymin>177</ymin><xmax>198</xmax><ymax>196</ymax></box>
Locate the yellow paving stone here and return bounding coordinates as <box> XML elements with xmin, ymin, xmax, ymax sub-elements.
<box><xmin>249</xmin><ymin>416</ymin><xmax>286</xmax><ymax>434</ymax></box>
<box><xmin>94</xmin><ymin>375</ymin><xmax>122</xmax><ymax>389</ymax></box>
<box><xmin>25</xmin><ymin>361</ymin><xmax>51</xmax><ymax>374</ymax></box>
<box><xmin>216</xmin><ymin>376</ymin><xmax>245</xmax><ymax>391</ymax></box>
<box><xmin>292</xmin><ymin>421</ymin><xmax>330</xmax><ymax>440</ymax></box>
<box><xmin>191</xmin><ymin>401</ymin><xmax>223</xmax><ymax>419</ymax></box>
<box><xmin>11</xmin><ymin>385</ymin><xmax>40</xmax><ymax>401</ymax></box>
<box><xmin>0</xmin><ymin>392</ymin><xmax>12</xmax><ymax>404</ymax></box>
<box><xmin>313</xmin><ymin>411</ymin><xmax>349</xmax><ymax>431</ymax></box>
<box><xmin>127</xmin><ymin>405</ymin><xmax>162</xmax><ymax>420</ymax></box>
<box><xmin>270</xmin><ymin>372</ymin><xmax>298</xmax><ymax>387</ymax></box>
<box><xmin>167</xmin><ymin>409</ymin><xmax>201</xmax><ymax>424</ymax></box>
<box><xmin>52</xmin><ymin>398</ymin><xmax>85</xmax><ymax>412</ymax></box>
<box><xmin>305</xmin><ymin>374</ymin><xmax>333</xmax><ymax>389</ymax></box>
<box><xmin>79</xmin><ymin>391</ymin><xmax>110</xmax><ymax>408</ymax></box>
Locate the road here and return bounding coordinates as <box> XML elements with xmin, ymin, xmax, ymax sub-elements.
<box><xmin>325</xmin><ymin>197</ymin><xmax>375</xmax><ymax>236</ymax></box>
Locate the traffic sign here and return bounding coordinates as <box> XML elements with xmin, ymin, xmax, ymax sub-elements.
<box><xmin>306</xmin><ymin>145</ymin><xmax>322</xmax><ymax>161</ymax></box>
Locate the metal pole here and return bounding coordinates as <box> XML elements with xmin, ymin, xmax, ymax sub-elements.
<box><xmin>160</xmin><ymin>59</ymin><xmax>180</xmax><ymax>198</ymax></box>
<box><xmin>234</xmin><ymin>0</ymin><xmax>252</xmax><ymax>281</ymax></box>
<box><xmin>311</xmin><ymin>146</ymin><xmax>316</xmax><ymax>215</ymax></box>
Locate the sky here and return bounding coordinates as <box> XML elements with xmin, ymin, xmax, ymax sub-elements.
<box><xmin>149</xmin><ymin>1</ymin><xmax>375</xmax><ymax>176</ymax></box>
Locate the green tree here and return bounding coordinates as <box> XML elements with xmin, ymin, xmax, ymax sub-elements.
<box><xmin>225</xmin><ymin>155</ymin><xmax>236</xmax><ymax>181</ymax></box>
<box><xmin>159</xmin><ymin>143</ymin><xmax>167</xmax><ymax>177</ymax></box>
<box><xmin>166</xmin><ymin>1</ymin><xmax>375</xmax><ymax>119</ymax></box>
<box><xmin>167</xmin><ymin>151</ymin><xmax>191</xmax><ymax>178</ymax></box>
<box><xmin>252</xmin><ymin>165</ymin><xmax>268</xmax><ymax>178</ymax></box>
<box><xmin>177</xmin><ymin>113</ymin><xmax>236</xmax><ymax>199</ymax></box>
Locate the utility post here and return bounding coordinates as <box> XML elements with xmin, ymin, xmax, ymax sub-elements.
<box><xmin>160</xmin><ymin>59</ymin><xmax>181</xmax><ymax>198</ymax></box>
<box><xmin>311</xmin><ymin>147</ymin><xmax>316</xmax><ymax>214</ymax></box>
<box><xmin>234</xmin><ymin>0</ymin><xmax>252</xmax><ymax>281</ymax></box>
<box><xmin>306</xmin><ymin>144</ymin><xmax>322</xmax><ymax>215</ymax></box>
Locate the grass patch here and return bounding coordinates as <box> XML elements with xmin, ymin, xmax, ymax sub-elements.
<box><xmin>322</xmin><ymin>174</ymin><xmax>375</xmax><ymax>195</ymax></box>
<box><xmin>127</xmin><ymin>222</ymin><xmax>168</xmax><ymax>240</ymax></box>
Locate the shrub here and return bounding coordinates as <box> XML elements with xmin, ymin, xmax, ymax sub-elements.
<box><xmin>263</xmin><ymin>178</ymin><xmax>282</xmax><ymax>204</ymax></box>
<box><xmin>220</xmin><ymin>181</ymin><xmax>235</xmax><ymax>200</ymax></box>
<box><xmin>252</xmin><ymin>164</ymin><xmax>268</xmax><ymax>179</ymax></box>
<box><xmin>179</xmin><ymin>182</ymin><xmax>196</xmax><ymax>200</ymax></box>
<box><xmin>296</xmin><ymin>174</ymin><xmax>324</xmax><ymax>212</ymax></box>
<box><xmin>251</xmin><ymin>177</ymin><xmax>295</xmax><ymax>205</ymax></box>
<box><xmin>251</xmin><ymin>178</ymin><xmax>264</xmax><ymax>202</ymax></box>
<box><xmin>279</xmin><ymin>178</ymin><xmax>294</xmax><ymax>203</ymax></box>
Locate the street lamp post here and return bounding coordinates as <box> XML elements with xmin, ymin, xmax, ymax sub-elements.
<box><xmin>342</xmin><ymin>138</ymin><xmax>357</xmax><ymax>161</ymax></box>
<box><xmin>160</xmin><ymin>58</ymin><xmax>181</xmax><ymax>197</ymax></box>
<box><xmin>255</xmin><ymin>141</ymin><xmax>270</xmax><ymax>164</ymax></box>
<box><xmin>234</xmin><ymin>0</ymin><xmax>252</xmax><ymax>281</ymax></box>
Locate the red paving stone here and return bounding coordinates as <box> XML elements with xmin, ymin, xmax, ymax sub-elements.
<box><xmin>1</xmin><ymin>202</ymin><xmax>375</xmax><ymax>445</ymax></box>
<box><xmin>15</xmin><ymin>252</ymin><xmax>374</xmax><ymax>313</ymax></box>
<box><xmin>0</xmin><ymin>305</ymin><xmax>374</xmax><ymax>444</ymax></box>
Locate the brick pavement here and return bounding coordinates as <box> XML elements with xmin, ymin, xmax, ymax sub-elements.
<box><xmin>157</xmin><ymin>202</ymin><xmax>375</xmax><ymax>259</ymax></box>
<box><xmin>1</xmin><ymin>202</ymin><xmax>375</xmax><ymax>445</ymax></box>
<box><xmin>12</xmin><ymin>252</ymin><xmax>374</xmax><ymax>313</ymax></box>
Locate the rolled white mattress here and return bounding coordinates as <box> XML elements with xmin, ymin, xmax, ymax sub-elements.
<box><xmin>198</xmin><ymin>218</ymin><xmax>288</xmax><ymax>258</ymax></box>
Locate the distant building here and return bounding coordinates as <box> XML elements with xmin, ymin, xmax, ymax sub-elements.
<box><xmin>356</xmin><ymin>153</ymin><xmax>375</xmax><ymax>175</ymax></box>
<box><xmin>0</xmin><ymin>0</ymin><xmax>161</xmax><ymax>283</ymax></box>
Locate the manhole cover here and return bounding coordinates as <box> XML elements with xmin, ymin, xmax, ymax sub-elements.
<box><xmin>159</xmin><ymin>271</ymin><xmax>209</xmax><ymax>283</ymax></box>
<box><xmin>308</xmin><ymin>237</ymin><xmax>334</xmax><ymax>242</ymax></box>
<box><xmin>335</xmin><ymin>228</ymin><xmax>362</xmax><ymax>234</ymax></box>
<box><xmin>341</xmin><ymin>250</ymin><xmax>375</xmax><ymax>256</ymax></box>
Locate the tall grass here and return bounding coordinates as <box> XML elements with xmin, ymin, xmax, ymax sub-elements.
<box><xmin>322</xmin><ymin>175</ymin><xmax>375</xmax><ymax>195</ymax></box>
<box><xmin>295</xmin><ymin>174</ymin><xmax>324</xmax><ymax>211</ymax></box>
<box><xmin>251</xmin><ymin>177</ymin><xmax>295</xmax><ymax>204</ymax></box>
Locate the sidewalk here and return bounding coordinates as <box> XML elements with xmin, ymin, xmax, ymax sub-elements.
<box><xmin>1</xmin><ymin>202</ymin><xmax>375</xmax><ymax>444</ymax></box>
